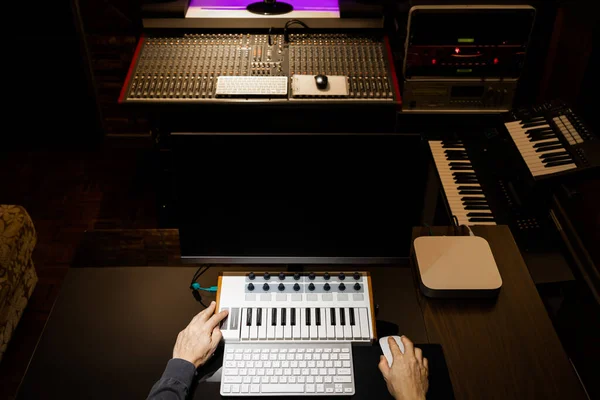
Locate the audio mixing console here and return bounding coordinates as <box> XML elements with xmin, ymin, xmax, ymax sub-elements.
<box><xmin>119</xmin><ymin>33</ymin><xmax>400</xmax><ymax>104</ymax></box>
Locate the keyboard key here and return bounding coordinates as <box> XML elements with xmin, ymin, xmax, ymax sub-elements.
<box><xmin>261</xmin><ymin>384</ymin><xmax>304</xmax><ymax>393</ymax></box>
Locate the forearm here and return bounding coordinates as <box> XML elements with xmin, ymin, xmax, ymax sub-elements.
<box><xmin>147</xmin><ymin>359</ymin><xmax>197</xmax><ymax>400</ymax></box>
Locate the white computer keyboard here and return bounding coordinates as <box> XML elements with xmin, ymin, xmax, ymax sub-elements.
<box><xmin>215</xmin><ymin>76</ymin><xmax>288</xmax><ymax>96</ymax></box>
<box><xmin>220</xmin><ymin>342</ymin><xmax>355</xmax><ymax>396</ymax></box>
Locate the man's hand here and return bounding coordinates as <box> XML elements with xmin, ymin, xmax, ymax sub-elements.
<box><xmin>172</xmin><ymin>301</ymin><xmax>229</xmax><ymax>368</ymax></box>
<box><xmin>378</xmin><ymin>336</ymin><xmax>429</xmax><ymax>400</ymax></box>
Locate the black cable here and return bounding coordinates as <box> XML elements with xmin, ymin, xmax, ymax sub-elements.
<box><xmin>284</xmin><ymin>19</ymin><xmax>309</xmax><ymax>43</ymax></box>
<box><xmin>190</xmin><ymin>265</ymin><xmax>211</xmax><ymax>308</ymax></box>
<box><xmin>268</xmin><ymin>27</ymin><xmax>274</xmax><ymax>46</ymax></box>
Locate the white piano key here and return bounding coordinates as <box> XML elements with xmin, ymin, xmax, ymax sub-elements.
<box><xmin>241</xmin><ymin>308</ymin><xmax>250</xmax><ymax>340</ymax></box>
<box><xmin>259</xmin><ymin>307</ymin><xmax>268</xmax><ymax>340</ymax></box>
<box><xmin>283</xmin><ymin>308</ymin><xmax>292</xmax><ymax>340</ymax></box>
<box><xmin>343</xmin><ymin>309</ymin><xmax>353</xmax><ymax>340</ymax></box>
<box><xmin>335</xmin><ymin>309</ymin><xmax>344</xmax><ymax>339</ymax></box>
<box><xmin>267</xmin><ymin>308</ymin><xmax>276</xmax><ymax>340</ymax></box>
<box><xmin>301</xmin><ymin>307</ymin><xmax>310</xmax><ymax>340</ymax></box>
<box><xmin>326</xmin><ymin>307</ymin><xmax>335</xmax><ymax>339</ymax></box>
<box><xmin>310</xmin><ymin>308</ymin><xmax>318</xmax><ymax>339</ymax></box>
<box><xmin>292</xmin><ymin>308</ymin><xmax>301</xmax><ymax>340</ymax></box>
<box><xmin>250</xmin><ymin>308</ymin><xmax>259</xmax><ymax>340</ymax></box>
<box><xmin>275</xmin><ymin>308</ymin><xmax>284</xmax><ymax>339</ymax></box>
<box><xmin>359</xmin><ymin>308</ymin><xmax>370</xmax><ymax>340</ymax></box>
<box><xmin>351</xmin><ymin>308</ymin><xmax>361</xmax><ymax>339</ymax></box>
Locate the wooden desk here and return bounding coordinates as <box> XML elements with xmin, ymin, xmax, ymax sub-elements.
<box><xmin>412</xmin><ymin>226</ymin><xmax>587</xmax><ymax>399</ymax></box>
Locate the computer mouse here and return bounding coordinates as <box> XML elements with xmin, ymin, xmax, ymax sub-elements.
<box><xmin>379</xmin><ymin>335</ymin><xmax>405</xmax><ymax>367</ymax></box>
<box><xmin>315</xmin><ymin>74</ymin><xmax>328</xmax><ymax>89</ymax></box>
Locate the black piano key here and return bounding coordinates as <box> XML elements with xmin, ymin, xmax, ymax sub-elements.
<box><xmin>528</xmin><ymin>134</ymin><xmax>557</xmax><ymax>142</ymax></box>
<box><xmin>246</xmin><ymin>308</ymin><xmax>252</xmax><ymax>326</ymax></box>
<box><xmin>315</xmin><ymin>308</ymin><xmax>321</xmax><ymax>326</ymax></box>
<box><xmin>463</xmin><ymin>201</ymin><xmax>488</xmax><ymax>206</ymax></box>
<box><xmin>462</xmin><ymin>196</ymin><xmax>487</xmax><ymax>201</ymax></box>
<box><xmin>349</xmin><ymin>308</ymin><xmax>356</xmax><ymax>326</ymax></box>
<box><xmin>291</xmin><ymin>308</ymin><xmax>296</xmax><ymax>326</ymax></box>
<box><xmin>542</xmin><ymin>155</ymin><xmax>572</xmax><ymax>164</ymax></box>
<box><xmin>459</xmin><ymin>190</ymin><xmax>484</xmax><ymax>195</ymax></box>
<box><xmin>455</xmin><ymin>179</ymin><xmax>479</xmax><ymax>184</ymax></box>
<box><xmin>339</xmin><ymin>308</ymin><xmax>346</xmax><ymax>326</ymax></box>
<box><xmin>306</xmin><ymin>308</ymin><xmax>311</xmax><ymax>326</ymax></box>
<box><xmin>545</xmin><ymin>160</ymin><xmax>575</xmax><ymax>167</ymax></box>
<box><xmin>457</xmin><ymin>186</ymin><xmax>481</xmax><ymax>190</ymax></box>
<box><xmin>450</xmin><ymin>166</ymin><xmax>474</xmax><ymax>170</ymax></box>
<box><xmin>447</xmin><ymin>155</ymin><xmax>470</xmax><ymax>160</ymax></box>
<box><xmin>281</xmin><ymin>308</ymin><xmax>286</xmax><ymax>326</ymax></box>
<box><xmin>467</xmin><ymin>212</ymin><xmax>494</xmax><ymax>217</ymax></box>
<box><xmin>525</xmin><ymin>126</ymin><xmax>553</xmax><ymax>134</ymax></box>
<box><xmin>522</xmin><ymin>121</ymin><xmax>548</xmax><ymax>128</ymax></box>
<box><xmin>453</xmin><ymin>172</ymin><xmax>477</xmax><ymax>176</ymax></box>
<box><xmin>271</xmin><ymin>308</ymin><xmax>277</xmax><ymax>326</ymax></box>
<box><xmin>256</xmin><ymin>308</ymin><xmax>262</xmax><ymax>326</ymax></box>
<box><xmin>330</xmin><ymin>308</ymin><xmax>336</xmax><ymax>325</ymax></box>
<box><xmin>521</xmin><ymin>116</ymin><xmax>545</xmax><ymax>124</ymax></box>
<box><xmin>535</xmin><ymin>144</ymin><xmax>564</xmax><ymax>152</ymax></box>
<box><xmin>469</xmin><ymin>217</ymin><xmax>496</xmax><ymax>222</ymax></box>
<box><xmin>533</xmin><ymin>141</ymin><xmax>561</xmax><ymax>149</ymax></box>
<box><xmin>449</xmin><ymin>162</ymin><xmax>471</xmax><ymax>166</ymax></box>
<box><xmin>540</xmin><ymin>151</ymin><xmax>569</xmax><ymax>159</ymax></box>
<box><xmin>465</xmin><ymin>205</ymin><xmax>490</xmax><ymax>210</ymax></box>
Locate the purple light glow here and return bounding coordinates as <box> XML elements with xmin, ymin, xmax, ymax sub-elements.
<box><xmin>189</xmin><ymin>0</ymin><xmax>339</xmax><ymax>11</ymax></box>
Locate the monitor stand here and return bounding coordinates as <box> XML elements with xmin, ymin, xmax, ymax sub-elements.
<box><xmin>247</xmin><ymin>0</ymin><xmax>294</xmax><ymax>15</ymax></box>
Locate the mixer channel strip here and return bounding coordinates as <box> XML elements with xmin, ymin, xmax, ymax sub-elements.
<box><xmin>120</xmin><ymin>33</ymin><xmax>399</xmax><ymax>103</ymax></box>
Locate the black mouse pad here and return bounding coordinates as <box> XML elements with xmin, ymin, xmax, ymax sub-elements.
<box><xmin>193</xmin><ymin>343</ymin><xmax>454</xmax><ymax>399</ymax></box>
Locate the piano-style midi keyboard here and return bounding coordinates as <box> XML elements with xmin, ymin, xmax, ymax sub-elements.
<box><xmin>216</xmin><ymin>271</ymin><xmax>376</xmax><ymax>343</ymax></box>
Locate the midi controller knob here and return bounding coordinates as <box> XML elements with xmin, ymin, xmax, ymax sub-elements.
<box><xmin>249</xmin><ymin>272</ymin><xmax>255</xmax><ymax>280</ymax></box>
<box><xmin>263</xmin><ymin>283</ymin><xmax>270</xmax><ymax>291</ymax></box>
<box><xmin>293</xmin><ymin>283</ymin><xmax>300</xmax><ymax>291</ymax></box>
<box><xmin>264</xmin><ymin>272</ymin><xmax>270</xmax><ymax>280</ymax></box>
<box><xmin>339</xmin><ymin>273</ymin><xmax>346</xmax><ymax>280</ymax></box>
<box><xmin>324</xmin><ymin>272</ymin><xmax>330</xmax><ymax>280</ymax></box>
<box><xmin>354</xmin><ymin>283</ymin><xmax>361</xmax><ymax>291</ymax></box>
<box><xmin>278</xmin><ymin>283</ymin><xmax>285</xmax><ymax>291</ymax></box>
<box><xmin>324</xmin><ymin>283</ymin><xmax>331</xmax><ymax>291</ymax></box>
<box><xmin>353</xmin><ymin>272</ymin><xmax>360</xmax><ymax>280</ymax></box>
<box><xmin>339</xmin><ymin>283</ymin><xmax>346</xmax><ymax>291</ymax></box>
<box><xmin>294</xmin><ymin>273</ymin><xmax>301</xmax><ymax>280</ymax></box>
<box><xmin>248</xmin><ymin>283</ymin><xmax>255</xmax><ymax>291</ymax></box>
<box><xmin>308</xmin><ymin>283</ymin><xmax>315</xmax><ymax>291</ymax></box>
<box><xmin>279</xmin><ymin>273</ymin><xmax>286</xmax><ymax>280</ymax></box>
<box><xmin>309</xmin><ymin>272</ymin><xmax>316</xmax><ymax>280</ymax></box>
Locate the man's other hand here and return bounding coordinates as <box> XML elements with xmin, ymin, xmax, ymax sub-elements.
<box><xmin>172</xmin><ymin>301</ymin><xmax>229</xmax><ymax>368</ymax></box>
<box><xmin>378</xmin><ymin>336</ymin><xmax>429</xmax><ymax>400</ymax></box>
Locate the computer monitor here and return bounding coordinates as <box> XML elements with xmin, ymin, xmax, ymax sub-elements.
<box><xmin>172</xmin><ymin>133</ymin><xmax>426</xmax><ymax>264</ymax></box>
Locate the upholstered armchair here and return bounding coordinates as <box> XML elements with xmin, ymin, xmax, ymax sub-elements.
<box><xmin>0</xmin><ymin>205</ymin><xmax>38</xmax><ymax>362</ymax></box>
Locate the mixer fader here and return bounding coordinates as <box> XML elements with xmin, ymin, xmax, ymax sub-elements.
<box><xmin>120</xmin><ymin>33</ymin><xmax>399</xmax><ymax>104</ymax></box>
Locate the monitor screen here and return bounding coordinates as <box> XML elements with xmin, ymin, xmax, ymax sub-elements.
<box><xmin>173</xmin><ymin>134</ymin><xmax>425</xmax><ymax>263</ymax></box>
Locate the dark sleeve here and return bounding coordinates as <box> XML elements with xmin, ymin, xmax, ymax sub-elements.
<box><xmin>147</xmin><ymin>358</ymin><xmax>197</xmax><ymax>400</ymax></box>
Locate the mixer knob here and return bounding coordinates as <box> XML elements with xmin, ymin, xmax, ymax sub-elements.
<box><xmin>294</xmin><ymin>273</ymin><xmax>301</xmax><ymax>280</ymax></box>
<box><xmin>354</xmin><ymin>283</ymin><xmax>361</xmax><ymax>291</ymax></box>
<box><xmin>263</xmin><ymin>283</ymin><xmax>270</xmax><ymax>291</ymax></box>
<box><xmin>339</xmin><ymin>272</ymin><xmax>346</xmax><ymax>280</ymax></box>
<box><xmin>278</xmin><ymin>283</ymin><xmax>285</xmax><ymax>291</ymax></box>
<box><xmin>324</xmin><ymin>283</ymin><xmax>331</xmax><ymax>291</ymax></box>
<box><xmin>324</xmin><ymin>272</ymin><xmax>330</xmax><ymax>280</ymax></box>
<box><xmin>248</xmin><ymin>272</ymin><xmax>255</xmax><ymax>280</ymax></box>
<box><xmin>309</xmin><ymin>272</ymin><xmax>316</xmax><ymax>280</ymax></box>
<box><xmin>293</xmin><ymin>283</ymin><xmax>301</xmax><ymax>291</ymax></box>
<box><xmin>339</xmin><ymin>283</ymin><xmax>346</xmax><ymax>291</ymax></box>
<box><xmin>309</xmin><ymin>283</ymin><xmax>315</xmax><ymax>291</ymax></box>
<box><xmin>353</xmin><ymin>272</ymin><xmax>360</xmax><ymax>280</ymax></box>
<box><xmin>279</xmin><ymin>272</ymin><xmax>286</xmax><ymax>280</ymax></box>
<box><xmin>264</xmin><ymin>272</ymin><xmax>270</xmax><ymax>280</ymax></box>
<box><xmin>248</xmin><ymin>283</ymin><xmax>255</xmax><ymax>291</ymax></box>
